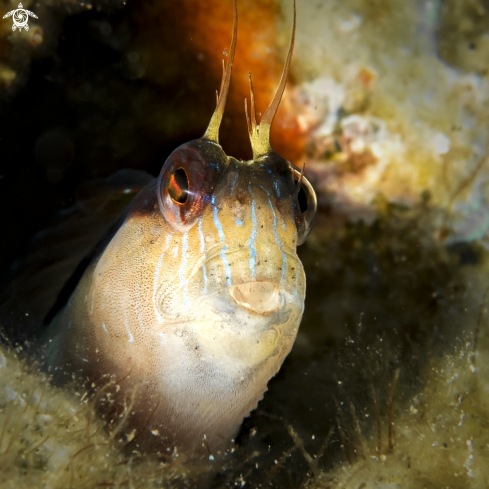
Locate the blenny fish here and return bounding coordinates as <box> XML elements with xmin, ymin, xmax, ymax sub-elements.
<box><xmin>14</xmin><ymin>0</ymin><xmax>317</xmax><ymax>457</ymax></box>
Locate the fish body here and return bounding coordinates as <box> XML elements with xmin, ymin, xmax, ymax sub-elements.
<box><xmin>48</xmin><ymin>138</ymin><xmax>311</xmax><ymax>454</ymax></box>
<box><xmin>8</xmin><ymin>0</ymin><xmax>317</xmax><ymax>457</ymax></box>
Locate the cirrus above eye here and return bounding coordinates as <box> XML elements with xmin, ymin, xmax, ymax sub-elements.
<box><xmin>168</xmin><ymin>168</ymin><xmax>189</xmax><ymax>204</ymax></box>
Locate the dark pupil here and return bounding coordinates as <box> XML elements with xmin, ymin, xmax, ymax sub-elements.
<box><xmin>298</xmin><ymin>185</ymin><xmax>308</xmax><ymax>213</ymax></box>
<box><xmin>168</xmin><ymin>168</ymin><xmax>188</xmax><ymax>204</ymax></box>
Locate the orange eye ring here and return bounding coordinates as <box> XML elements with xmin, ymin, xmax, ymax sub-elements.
<box><xmin>157</xmin><ymin>139</ymin><xmax>228</xmax><ymax>231</ymax></box>
<box><xmin>168</xmin><ymin>168</ymin><xmax>189</xmax><ymax>204</ymax></box>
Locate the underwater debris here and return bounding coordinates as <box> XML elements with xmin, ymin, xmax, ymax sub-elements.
<box><xmin>315</xmin><ymin>330</ymin><xmax>489</xmax><ymax>488</ymax></box>
<box><xmin>0</xmin><ymin>344</ymin><xmax>197</xmax><ymax>489</ymax></box>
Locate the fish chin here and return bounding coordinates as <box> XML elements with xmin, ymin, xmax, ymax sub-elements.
<box><xmin>136</xmin><ymin>287</ymin><xmax>304</xmax><ymax>454</ymax></box>
<box><xmin>81</xmin><ymin>287</ymin><xmax>305</xmax><ymax>456</ymax></box>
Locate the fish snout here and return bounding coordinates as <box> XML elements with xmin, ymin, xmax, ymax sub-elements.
<box><xmin>228</xmin><ymin>281</ymin><xmax>283</xmax><ymax>315</ymax></box>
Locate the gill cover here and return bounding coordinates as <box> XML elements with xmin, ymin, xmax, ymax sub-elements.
<box><xmin>157</xmin><ymin>0</ymin><xmax>317</xmax><ymax>242</ymax></box>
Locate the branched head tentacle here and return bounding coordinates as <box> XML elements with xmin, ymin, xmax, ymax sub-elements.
<box><xmin>244</xmin><ymin>72</ymin><xmax>258</xmax><ymax>138</ymax></box>
<box><xmin>203</xmin><ymin>0</ymin><xmax>238</xmax><ymax>143</ymax></box>
<box><xmin>246</xmin><ymin>0</ymin><xmax>296</xmax><ymax>159</ymax></box>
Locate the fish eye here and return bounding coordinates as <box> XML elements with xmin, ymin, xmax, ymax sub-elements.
<box><xmin>298</xmin><ymin>185</ymin><xmax>308</xmax><ymax>213</ymax></box>
<box><xmin>157</xmin><ymin>139</ymin><xmax>228</xmax><ymax>231</ymax></box>
<box><xmin>291</xmin><ymin>165</ymin><xmax>317</xmax><ymax>245</ymax></box>
<box><xmin>168</xmin><ymin>168</ymin><xmax>189</xmax><ymax>204</ymax></box>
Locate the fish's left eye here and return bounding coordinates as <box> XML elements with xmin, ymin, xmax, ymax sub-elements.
<box><xmin>168</xmin><ymin>168</ymin><xmax>189</xmax><ymax>204</ymax></box>
<box><xmin>298</xmin><ymin>185</ymin><xmax>308</xmax><ymax>214</ymax></box>
<box><xmin>291</xmin><ymin>166</ymin><xmax>317</xmax><ymax>245</ymax></box>
<box><xmin>157</xmin><ymin>139</ymin><xmax>228</xmax><ymax>230</ymax></box>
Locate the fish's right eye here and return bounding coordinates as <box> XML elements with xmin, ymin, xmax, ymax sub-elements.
<box><xmin>157</xmin><ymin>139</ymin><xmax>228</xmax><ymax>231</ymax></box>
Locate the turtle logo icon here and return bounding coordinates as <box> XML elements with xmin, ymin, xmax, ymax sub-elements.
<box><xmin>2</xmin><ymin>3</ymin><xmax>38</xmax><ymax>31</ymax></box>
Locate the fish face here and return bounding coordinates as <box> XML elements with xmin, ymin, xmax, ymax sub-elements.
<box><xmin>151</xmin><ymin>142</ymin><xmax>311</xmax><ymax>369</ymax></box>
<box><xmin>156</xmin><ymin>143</ymin><xmax>307</xmax><ymax>309</ymax></box>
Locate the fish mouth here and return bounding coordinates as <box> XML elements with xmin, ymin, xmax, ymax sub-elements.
<box><xmin>228</xmin><ymin>281</ymin><xmax>283</xmax><ymax>316</ymax></box>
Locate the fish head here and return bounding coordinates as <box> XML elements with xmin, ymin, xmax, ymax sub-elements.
<box><xmin>150</xmin><ymin>135</ymin><xmax>316</xmax><ymax>371</ymax></box>
<box><xmin>149</xmin><ymin>0</ymin><xmax>316</xmax><ymax>373</ymax></box>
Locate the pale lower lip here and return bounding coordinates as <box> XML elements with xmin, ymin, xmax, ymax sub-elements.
<box><xmin>228</xmin><ymin>281</ymin><xmax>282</xmax><ymax>315</ymax></box>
